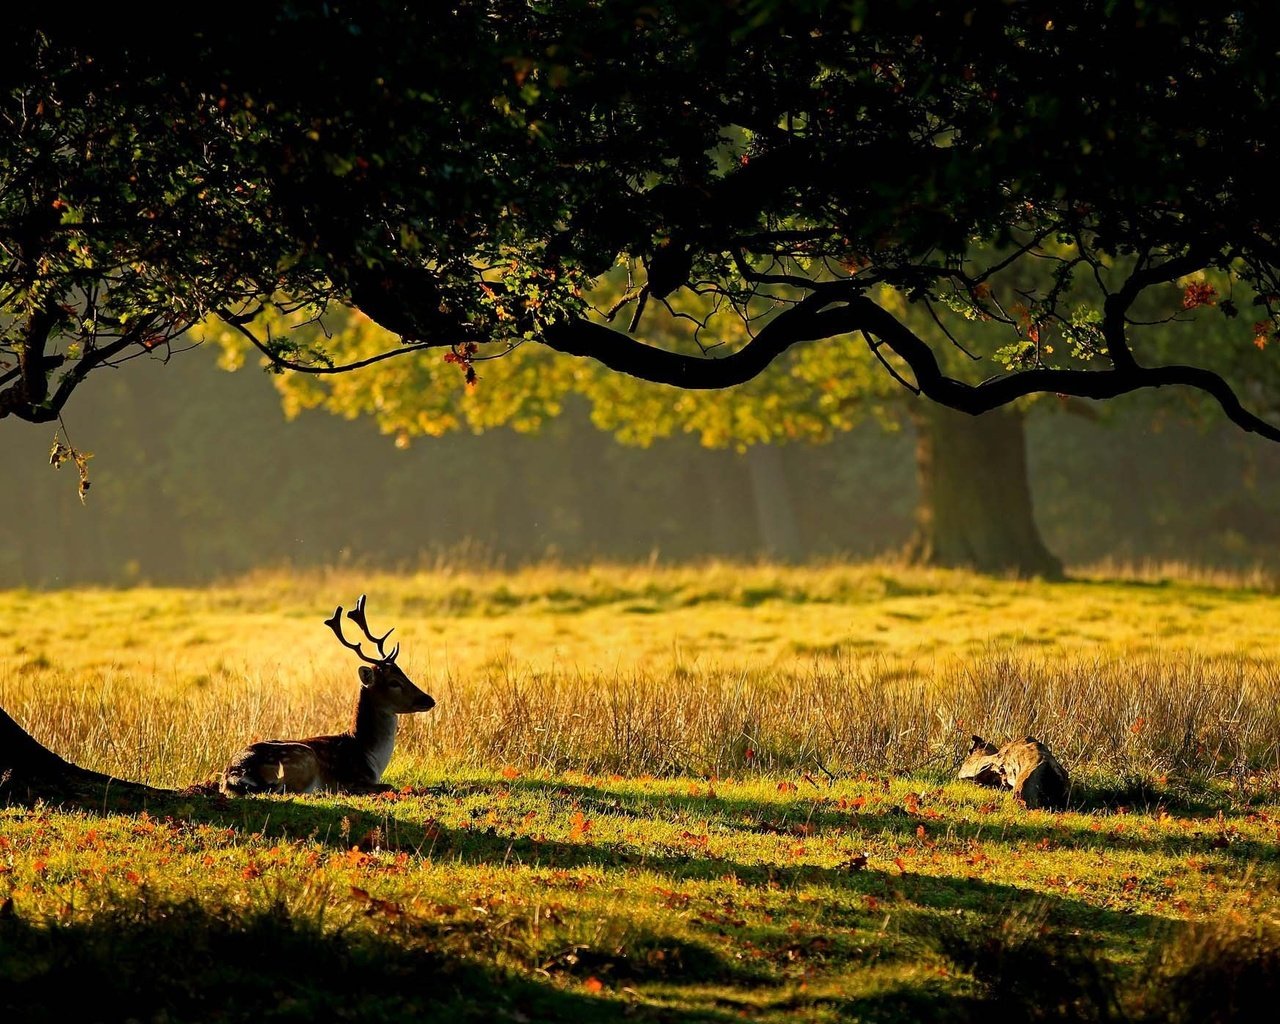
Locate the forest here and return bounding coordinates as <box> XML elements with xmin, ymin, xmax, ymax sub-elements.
<box><xmin>3</xmin><ymin>344</ymin><xmax>1279</xmax><ymax>586</ymax></box>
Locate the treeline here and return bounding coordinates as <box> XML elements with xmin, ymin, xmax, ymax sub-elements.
<box><xmin>1</xmin><ymin>348</ymin><xmax>1277</xmax><ymax>586</ymax></box>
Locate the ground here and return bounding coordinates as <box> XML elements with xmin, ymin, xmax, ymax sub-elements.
<box><xmin>2</xmin><ymin>562</ymin><xmax>1279</xmax><ymax>1021</ymax></box>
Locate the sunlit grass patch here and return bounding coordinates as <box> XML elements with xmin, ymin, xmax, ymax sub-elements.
<box><xmin>2</xmin><ymin>562</ymin><xmax>1280</xmax><ymax>787</ymax></box>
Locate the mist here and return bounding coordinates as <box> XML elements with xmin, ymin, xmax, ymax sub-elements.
<box><xmin>2</xmin><ymin>346</ymin><xmax>1277</xmax><ymax>587</ymax></box>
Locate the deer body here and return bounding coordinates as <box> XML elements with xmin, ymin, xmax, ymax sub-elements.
<box><xmin>221</xmin><ymin>597</ymin><xmax>435</xmax><ymax>796</ymax></box>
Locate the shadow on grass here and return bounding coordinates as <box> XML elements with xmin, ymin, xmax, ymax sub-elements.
<box><xmin>497</xmin><ymin>777</ymin><xmax>1279</xmax><ymax>868</ymax></box>
<box><xmin>153</xmin><ymin>794</ymin><xmax>1163</xmax><ymax>936</ymax></box>
<box><xmin>18</xmin><ymin>771</ymin><xmax>1273</xmax><ymax>879</ymax></box>
<box><xmin>17</xmin><ymin>778</ymin><xmax>1273</xmax><ymax>1023</ymax></box>
<box><xmin>1062</xmin><ymin>572</ymin><xmax>1277</xmax><ymax>598</ymax></box>
<box><xmin>0</xmin><ymin>898</ymin><xmax>641</xmax><ymax>1024</ymax></box>
<box><xmin>175</xmin><ymin>797</ymin><xmax>1163</xmax><ymax>948</ymax></box>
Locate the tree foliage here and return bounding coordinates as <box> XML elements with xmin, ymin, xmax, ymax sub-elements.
<box><xmin>3</xmin><ymin>2</ymin><xmax>1279</xmax><ymax>440</ymax></box>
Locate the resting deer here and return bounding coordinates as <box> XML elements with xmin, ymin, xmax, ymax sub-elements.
<box><xmin>220</xmin><ymin>595</ymin><xmax>435</xmax><ymax>795</ymax></box>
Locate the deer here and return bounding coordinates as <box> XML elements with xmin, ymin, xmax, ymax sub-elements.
<box><xmin>220</xmin><ymin>594</ymin><xmax>435</xmax><ymax>796</ymax></box>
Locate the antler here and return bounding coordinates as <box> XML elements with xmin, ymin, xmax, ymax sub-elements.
<box><xmin>324</xmin><ymin>593</ymin><xmax>399</xmax><ymax>664</ymax></box>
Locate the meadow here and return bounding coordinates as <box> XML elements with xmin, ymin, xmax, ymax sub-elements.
<box><xmin>2</xmin><ymin>561</ymin><xmax>1280</xmax><ymax>1021</ymax></box>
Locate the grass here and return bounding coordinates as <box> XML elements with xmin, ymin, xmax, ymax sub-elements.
<box><xmin>3</xmin><ymin>561</ymin><xmax>1280</xmax><ymax>785</ymax></box>
<box><xmin>2</xmin><ymin>560</ymin><xmax>1280</xmax><ymax>1020</ymax></box>
<box><xmin>2</xmin><ymin>773</ymin><xmax>1278</xmax><ymax>1021</ymax></box>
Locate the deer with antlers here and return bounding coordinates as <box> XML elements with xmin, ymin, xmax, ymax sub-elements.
<box><xmin>220</xmin><ymin>595</ymin><xmax>435</xmax><ymax>795</ymax></box>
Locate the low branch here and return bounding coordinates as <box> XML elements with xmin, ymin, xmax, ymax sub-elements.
<box><xmin>218</xmin><ymin>314</ymin><xmax>447</xmax><ymax>375</ymax></box>
<box><xmin>541</xmin><ymin>288</ymin><xmax>840</xmax><ymax>387</ymax></box>
<box><xmin>541</xmin><ymin>291</ymin><xmax>1280</xmax><ymax>443</ymax></box>
<box><xmin>1</xmin><ymin>328</ymin><xmax>168</xmax><ymax>423</ymax></box>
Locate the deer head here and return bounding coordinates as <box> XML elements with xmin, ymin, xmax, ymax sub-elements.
<box><xmin>324</xmin><ymin>594</ymin><xmax>435</xmax><ymax>714</ymax></box>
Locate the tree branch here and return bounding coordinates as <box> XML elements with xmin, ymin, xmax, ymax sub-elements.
<box><xmin>1101</xmin><ymin>248</ymin><xmax>1213</xmax><ymax>371</ymax></box>
<box><xmin>0</xmin><ymin>308</ymin><xmax>66</xmax><ymax>421</ymax></box>
<box><xmin>218</xmin><ymin>314</ymin><xmax>448</xmax><ymax>375</ymax></box>
<box><xmin>541</xmin><ymin>288</ymin><xmax>842</xmax><ymax>387</ymax></box>
<box><xmin>541</xmin><ymin>290</ymin><xmax>1280</xmax><ymax>443</ymax></box>
<box><xmin>17</xmin><ymin>302</ymin><xmax>58</xmax><ymax>405</ymax></box>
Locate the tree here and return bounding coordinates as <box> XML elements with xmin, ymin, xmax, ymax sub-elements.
<box><xmin>216</xmin><ymin>295</ymin><xmax>1064</xmax><ymax>574</ymax></box>
<box><xmin>6</xmin><ymin>1</ymin><xmax>1280</xmax><ymax>795</ymax></box>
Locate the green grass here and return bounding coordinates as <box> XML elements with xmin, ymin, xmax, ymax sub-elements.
<box><xmin>2</xmin><ymin>772</ymin><xmax>1278</xmax><ymax>1021</ymax></box>
<box><xmin>3</xmin><ymin>561</ymin><xmax>1280</xmax><ymax>1020</ymax></box>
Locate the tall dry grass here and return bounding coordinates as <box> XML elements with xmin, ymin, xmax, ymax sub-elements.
<box><xmin>4</xmin><ymin>647</ymin><xmax>1278</xmax><ymax>787</ymax></box>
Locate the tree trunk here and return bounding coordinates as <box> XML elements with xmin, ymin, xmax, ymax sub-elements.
<box><xmin>0</xmin><ymin>703</ymin><xmax>167</xmax><ymax>809</ymax></box>
<box><xmin>744</xmin><ymin>444</ymin><xmax>803</xmax><ymax>561</ymax></box>
<box><xmin>905</xmin><ymin>404</ymin><xmax>1063</xmax><ymax>579</ymax></box>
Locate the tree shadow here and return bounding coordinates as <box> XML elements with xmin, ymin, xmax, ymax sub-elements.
<box><xmin>1077</xmin><ymin>573</ymin><xmax>1280</xmax><ymax>601</ymax></box>
<box><xmin>0</xmin><ymin>898</ymin><xmax>640</xmax><ymax>1024</ymax></box>
<box><xmin>8</xmin><ymin>776</ymin><xmax>1238</xmax><ymax>1022</ymax></box>
<box><xmin>72</xmin><ymin>779</ymin><xmax>1174</xmax><ymax>948</ymax></box>
<box><xmin>10</xmin><ymin>772</ymin><xmax>1271</xmax><ymax>871</ymax></box>
<box><xmin>495</xmin><ymin>777</ymin><xmax>1279</xmax><ymax>868</ymax></box>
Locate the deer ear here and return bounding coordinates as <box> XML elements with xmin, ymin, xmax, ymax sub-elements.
<box><xmin>358</xmin><ymin>665</ymin><xmax>376</xmax><ymax>688</ymax></box>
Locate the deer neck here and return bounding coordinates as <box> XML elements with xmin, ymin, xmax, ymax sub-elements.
<box><xmin>352</xmin><ymin>689</ymin><xmax>398</xmax><ymax>780</ymax></box>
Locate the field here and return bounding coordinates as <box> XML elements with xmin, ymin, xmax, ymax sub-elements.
<box><xmin>3</xmin><ymin>562</ymin><xmax>1280</xmax><ymax>1021</ymax></box>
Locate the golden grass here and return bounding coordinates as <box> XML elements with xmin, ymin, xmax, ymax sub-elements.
<box><xmin>3</xmin><ymin>561</ymin><xmax>1279</xmax><ymax>787</ymax></box>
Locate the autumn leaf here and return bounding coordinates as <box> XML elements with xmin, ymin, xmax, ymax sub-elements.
<box><xmin>344</xmin><ymin>847</ymin><xmax>373</xmax><ymax>869</ymax></box>
<box><xmin>583</xmin><ymin>977</ymin><xmax>605</xmax><ymax>994</ymax></box>
<box><xmin>1182</xmin><ymin>281</ymin><xmax>1217</xmax><ymax>309</ymax></box>
<box><xmin>777</xmin><ymin>781</ymin><xmax>798</xmax><ymax>794</ymax></box>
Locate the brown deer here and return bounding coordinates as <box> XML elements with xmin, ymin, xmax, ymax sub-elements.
<box><xmin>220</xmin><ymin>595</ymin><xmax>435</xmax><ymax>795</ymax></box>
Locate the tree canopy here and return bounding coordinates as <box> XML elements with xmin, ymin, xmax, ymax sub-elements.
<box><xmin>3</xmin><ymin>2</ymin><xmax>1279</xmax><ymax>439</ymax></box>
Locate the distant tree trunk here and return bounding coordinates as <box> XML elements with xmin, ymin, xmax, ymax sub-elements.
<box><xmin>744</xmin><ymin>445</ymin><xmax>803</xmax><ymax>561</ymax></box>
<box><xmin>0</xmin><ymin>703</ymin><xmax>165</xmax><ymax>808</ymax></box>
<box><xmin>905</xmin><ymin>404</ymin><xmax>1063</xmax><ymax>579</ymax></box>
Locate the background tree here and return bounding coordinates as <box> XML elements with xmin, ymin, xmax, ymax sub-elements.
<box><xmin>6</xmin><ymin>343</ymin><xmax>1277</xmax><ymax>588</ymax></box>
<box><xmin>216</xmin><ymin>291</ymin><xmax>1066</xmax><ymax>575</ymax></box>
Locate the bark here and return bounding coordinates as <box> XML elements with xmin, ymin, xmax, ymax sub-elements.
<box><xmin>905</xmin><ymin>404</ymin><xmax>1063</xmax><ymax>579</ymax></box>
<box><xmin>0</xmin><ymin>702</ymin><xmax>168</xmax><ymax>810</ymax></box>
<box><xmin>744</xmin><ymin>445</ymin><xmax>803</xmax><ymax>561</ymax></box>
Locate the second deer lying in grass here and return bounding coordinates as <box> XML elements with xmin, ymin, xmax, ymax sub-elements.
<box><xmin>221</xmin><ymin>595</ymin><xmax>435</xmax><ymax>795</ymax></box>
